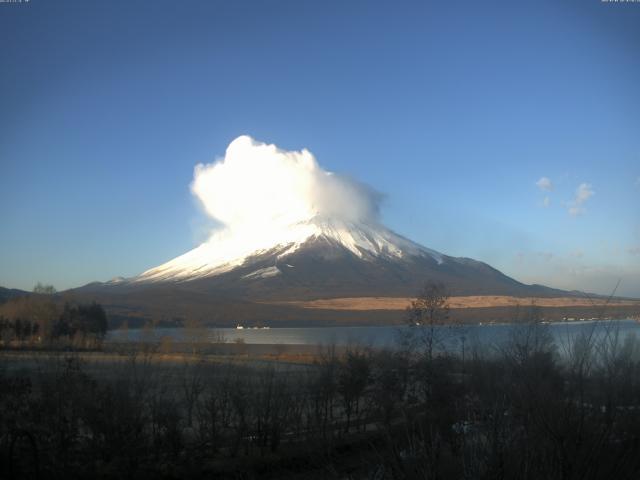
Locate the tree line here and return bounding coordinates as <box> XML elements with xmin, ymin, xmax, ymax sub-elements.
<box><xmin>0</xmin><ymin>283</ymin><xmax>107</xmax><ymax>347</ymax></box>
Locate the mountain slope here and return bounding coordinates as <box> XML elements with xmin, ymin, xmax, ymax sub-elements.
<box><xmin>0</xmin><ymin>286</ymin><xmax>28</xmax><ymax>304</ymax></box>
<box><xmin>122</xmin><ymin>217</ymin><xmax>564</xmax><ymax>300</ymax></box>
<box><xmin>70</xmin><ymin>217</ymin><xmax>570</xmax><ymax>327</ymax></box>
<box><xmin>134</xmin><ymin>218</ymin><xmax>442</xmax><ymax>283</ymax></box>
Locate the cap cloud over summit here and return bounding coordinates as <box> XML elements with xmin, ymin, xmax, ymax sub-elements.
<box><xmin>191</xmin><ymin>136</ymin><xmax>383</xmax><ymax>234</ymax></box>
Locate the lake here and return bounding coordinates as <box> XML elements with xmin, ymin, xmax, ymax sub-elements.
<box><xmin>107</xmin><ymin>319</ymin><xmax>640</xmax><ymax>351</ymax></box>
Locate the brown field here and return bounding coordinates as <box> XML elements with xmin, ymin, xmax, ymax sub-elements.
<box><xmin>0</xmin><ymin>345</ymin><xmax>325</xmax><ymax>371</ymax></box>
<box><xmin>271</xmin><ymin>295</ymin><xmax>640</xmax><ymax>311</ymax></box>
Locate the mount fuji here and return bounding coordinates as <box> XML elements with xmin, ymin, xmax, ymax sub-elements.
<box><xmin>129</xmin><ymin>216</ymin><xmax>551</xmax><ymax>299</ymax></box>
<box><xmin>71</xmin><ymin>136</ymin><xmax>570</xmax><ymax>326</ymax></box>
<box><xmin>72</xmin><ymin>215</ymin><xmax>567</xmax><ymax>326</ymax></box>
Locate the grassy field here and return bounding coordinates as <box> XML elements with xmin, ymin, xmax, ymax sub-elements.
<box><xmin>272</xmin><ymin>295</ymin><xmax>640</xmax><ymax>311</ymax></box>
<box><xmin>0</xmin><ymin>342</ymin><xmax>337</xmax><ymax>371</ymax></box>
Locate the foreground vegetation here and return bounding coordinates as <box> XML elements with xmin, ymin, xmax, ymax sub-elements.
<box><xmin>2</xmin><ymin>317</ymin><xmax>640</xmax><ymax>479</ymax></box>
<box><xmin>0</xmin><ymin>284</ymin><xmax>107</xmax><ymax>350</ymax></box>
<box><xmin>2</xmin><ymin>283</ymin><xmax>640</xmax><ymax>478</ymax></box>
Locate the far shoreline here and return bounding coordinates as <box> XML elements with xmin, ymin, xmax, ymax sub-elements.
<box><xmin>108</xmin><ymin>316</ymin><xmax>639</xmax><ymax>331</ymax></box>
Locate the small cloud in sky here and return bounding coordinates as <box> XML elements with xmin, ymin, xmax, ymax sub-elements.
<box><xmin>568</xmin><ymin>182</ymin><xmax>594</xmax><ymax>216</ymax></box>
<box><xmin>536</xmin><ymin>177</ymin><xmax>553</xmax><ymax>191</ymax></box>
<box><xmin>570</xmin><ymin>249</ymin><xmax>584</xmax><ymax>258</ymax></box>
<box><xmin>542</xmin><ymin>196</ymin><xmax>550</xmax><ymax>207</ymax></box>
<box><xmin>568</xmin><ymin>207</ymin><xmax>582</xmax><ymax>216</ymax></box>
<box><xmin>629</xmin><ymin>246</ymin><xmax>640</xmax><ymax>255</ymax></box>
<box><xmin>576</xmin><ymin>183</ymin><xmax>594</xmax><ymax>203</ymax></box>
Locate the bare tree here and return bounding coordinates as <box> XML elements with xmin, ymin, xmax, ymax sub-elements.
<box><xmin>33</xmin><ymin>283</ymin><xmax>57</xmax><ymax>295</ymax></box>
<box><xmin>337</xmin><ymin>348</ymin><xmax>371</xmax><ymax>433</ymax></box>
<box><xmin>405</xmin><ymin>282</ymin><xmax>452</xmax><ymax>361</ymax></box>
<box><xmin>181</xmin><ymin>357</ymin><xmax>205</xmax><ymax>427</ymax></box>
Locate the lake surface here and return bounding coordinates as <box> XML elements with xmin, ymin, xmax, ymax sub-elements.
<box><xmin>107</xmin><ymin>319</ymin><xmax>640</xmax><ymax>351</ymax></box>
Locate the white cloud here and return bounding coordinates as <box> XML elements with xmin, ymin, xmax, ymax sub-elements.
<box><xmin>567</xmin><ymin>182</ymin><xmax>594</xmax><ymax>216</ymax></box>
<box><xmin>542</xmin><ymin>196</ymin><xmax>550</xmax><ymax>207</ymax></box>
<box><xmin>191</xmin><ymin>135</ymin><xmax>382</xmax><ymax>232</ymax></box>
<box><xmin>536</xmin><ymin>177</ymin><xmax>553</xmax><ymax>191</ymax></box>
<box><xmin>568</xmin><ymin>206</ymin><xmax>582</xmax><ymax>217</ymax></box>
<box><xmin>575</xmin><ymin>182</ymin><xmax>594</xmax><ymax>203</ymax></box>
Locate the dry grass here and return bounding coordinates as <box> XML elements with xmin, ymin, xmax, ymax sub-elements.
<box><xmin>271</xmin><ymin>295</ymin><xmax>640</xmax><ymax>311</ymax></box>
<box><xmin>0</xmin><ymin>344</ymin><xmax>333</xmax><ymax>369</ymax></box>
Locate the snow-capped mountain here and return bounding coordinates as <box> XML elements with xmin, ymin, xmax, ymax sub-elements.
<box><xmin>71</xmin><ymin>214</ymin><xmax>568</xmax><ymax>326</ymax></box>
<box><xmin>62</xmin><ymin>135</ymin><xmax>590</xmax><ymax>326</ymax></box>
<box><xmin>135</xmin><ymin>217</ymin><xmax>443</xmax><ymax>284</ymax></box>
<box><xmin>89</xmin><ymin>215</ymin><xmax>563</xmax><ymax>302</ymax></box>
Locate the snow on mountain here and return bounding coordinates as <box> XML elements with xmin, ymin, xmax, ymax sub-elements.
<box><xmin>135</xmin><ymin>216</ymin><xmax>443</xmax><ymax>283</ymax></box>
<box><xmin>242</xmin><ymin>266</ymin><xmax>281</xmax><ymax>280</ymax></box>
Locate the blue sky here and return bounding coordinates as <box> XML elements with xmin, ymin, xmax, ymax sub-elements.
<box><xmin>1</xmin><ymin>0</ymin><xmax>639</xmax><ymax>296</ymax></box>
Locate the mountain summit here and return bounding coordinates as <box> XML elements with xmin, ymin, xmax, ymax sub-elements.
<box><xmin>136</xmin><ymin>217</ymin><xmax>441</xmax><ymax>284</ymax></box>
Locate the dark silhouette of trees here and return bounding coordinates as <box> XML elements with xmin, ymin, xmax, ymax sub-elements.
<box><xmin>338</xmin><ymin>349</ymin><xmax>370</xmax><ymax>432</ymax></box>
<box><xmin>52</xmin><ymin>302</ymin><xmax>108</xmax><ymax>341</ymax></box>
<box><xmin>0</xmin><ymin>317</ymin><xmax>39</xmax><ymax>343</ymax></box>
<box><xmin>0</xmin><ymin>283</ymin><xmax>108</xmax><ymax>347</ymax></box>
